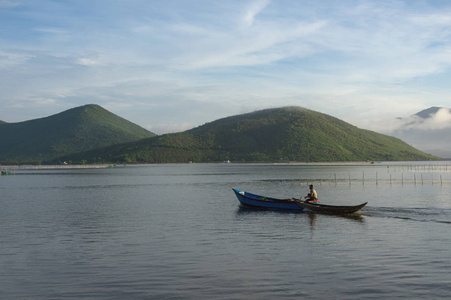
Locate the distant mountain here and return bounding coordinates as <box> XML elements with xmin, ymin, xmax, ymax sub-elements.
<box><xmin>0</xmin><ymin>104</ymin><xmax>156</xmax><ymax>164</ymax></box>
<box><xmin>415</xmin><ymin>106</ymin><xmax>451</xmax><ymax>119</ymax></box>
<box><xmin>391</xmin><ymin>106</ymin><xmax>451</xmax><ymax>159</ymax></box>
<box><xmin>56</xmin><ymin>106</ymin><xmax>438</xmax><ymax>164</ymax></box>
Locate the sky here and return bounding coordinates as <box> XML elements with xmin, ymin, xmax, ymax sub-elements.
<box><xmin>1</xmin><ymin>0</ymin><xmax>451</xmax><ymax>135</ymax></box>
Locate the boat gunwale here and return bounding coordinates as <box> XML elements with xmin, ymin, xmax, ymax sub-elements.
<box><xmin>232</xmin><ymin>188</ymin><xmax>296</xmax><ymax>204</ymax></box>
<box><xmin>233</xmin><ymin>188</ymin><xmax>303</xmax><ymax>210</ymax></box>
<box><xmin>297</xmin><ymin>201</ymin><xmax>368</xmax><ymax>213</ymax></box>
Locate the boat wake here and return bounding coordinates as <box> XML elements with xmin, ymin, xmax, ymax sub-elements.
<box><xmin>363</xmin><ymin>206</ymin><xmax>451</xmax><ymax>225</ymax></box>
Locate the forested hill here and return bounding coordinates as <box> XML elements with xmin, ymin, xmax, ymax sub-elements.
<box><xmin>0</xmin><ymin>104</ymin><xmax>156</xmax><ymax>164</ymax></box>
<box><xmin>56</xmin><ymin>106</ymin><xmax>438</xmax><ymax>164</ymax></box>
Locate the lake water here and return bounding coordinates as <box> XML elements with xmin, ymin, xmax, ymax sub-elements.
<box><xmin>1</xmin><ymin>162</ymin><xmax>450</xmax><ymax>299</ymax></box>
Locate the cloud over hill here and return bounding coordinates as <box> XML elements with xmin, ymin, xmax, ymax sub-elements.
<box><xmin>388</xmin><ymin>107</ymin><xmax>451</xmax><ymax>158</ymax></box>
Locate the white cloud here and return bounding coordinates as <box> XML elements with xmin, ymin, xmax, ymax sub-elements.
<box><xmin>77</xmin><ymin>58</ymin><xmax>101</xmax><ymax>66</ymax></box>
<box><xmin>383</xmin><ymin>107</ymin><xmax>451</xmax><ymax>158</ymax></box>
<box><xmin>34</xmin><ymin>27</ymin><xmax>68</xmax><ymax>35</ymax></box>
<box><xmin>397</xmin><ymin>108</ymin><xmax>451</xmax><ymax>131</ymax></box>
<box><xmin>176</xmin><ymin>20</ymin><xmax>327</xmax><ymax>70</ymax></box>
<box><xmin>0</xmin><ymin>51</ymin><xmax>33</xmax><ymax>68</ymax></box>
<box><xmin>9</xmin><ymin>97</ymin><xmax>58</xmax><ymax>110</ymax></box>
<box><xmin>243</xmin><ymin>0</ymin><xmax>270</xmax><ymax>26</ymax></box>
<box><xmin>148</xmin><ymin>123</ymin><xmax>193</xmax><ymax>135</ymax></box>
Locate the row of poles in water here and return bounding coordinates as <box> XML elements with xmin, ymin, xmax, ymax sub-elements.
<box><xmin>293</xmin><ymin>171</ymin><xmax>447</xmax><ymax>186</ymax></box>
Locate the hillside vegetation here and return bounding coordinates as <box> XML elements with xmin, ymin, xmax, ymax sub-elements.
<box><xmin>0</xmin><ymin>104</ymin><xmax>156</xmax><ymax>164</ymax></box>
<box><xmin>56</xmin><ymin>107</ymin><xmax>438</xmax><ymax>164</ymax></box>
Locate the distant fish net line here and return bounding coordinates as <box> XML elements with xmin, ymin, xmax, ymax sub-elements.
<box><xmin>0</xmin><ymin>164</ymin><xmax>114</xmax><ymax>174</ymax></box>
<box><xmin>272</xmin><ymin>162</ymin><xmax>451</xmax><ymax>186</ymax></box>
<box><xmin>279</xmin><ymin>172</ymin><xmax>451</xmax><ymax>186</ymax></box>
<box><xmin>384</xmin><ymin>164</ymin><xmax>451</xmax><ymax>173</ymax></box>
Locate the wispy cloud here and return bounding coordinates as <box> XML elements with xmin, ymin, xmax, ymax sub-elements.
<box><xmin>386</xmin><ymin>107</ymin><xmax>451</xmax><ymax>157</ymax></box>
<box><xmin>0</xmin><ymin>50</ymin><xmax>33</xmax><ymax>68</ymax></box>
<box><xmin>77</xmin><ymin>58</ymin><xmax>101</xmax><ymax>66</ymax></box>
<box><xmin>243</xmin><ymin>0</ymin><xmax>270</xmax><ymax>26</ymax></box>
<box><xmin>148</xmin><ymin>123</ymin><xmax>193</xmax><ymax>135</ymax></box>
<box><xmin>395</xmin><ymin>108</ymin><xmax>451</xmax><ymax>131</ymax></box>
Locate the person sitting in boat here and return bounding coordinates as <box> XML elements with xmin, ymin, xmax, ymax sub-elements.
<box><xmin>305</xmin><ymin>185</ymin><xmax>319</xmax><ymax>203</ymax></box>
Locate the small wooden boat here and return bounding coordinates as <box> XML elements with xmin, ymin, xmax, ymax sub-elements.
<box><xmin>232</xmin><ymin>188</ymin><xmax>303</xmax><ymax>211</ymax></box>
<box><xmin>296</xmin><ymin>201</ymin><xmax>367</xmax><ymax>214</ymax></box>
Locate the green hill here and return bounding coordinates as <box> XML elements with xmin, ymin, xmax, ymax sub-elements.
<box><xmin>55</xmin><ymin>107</ymin><xmax>438</xmax><ymax>164</ymax></box>
<box><xmin>0</xmin><ymin>104</ymin><xmax>156</xmax><ymax>164</ymax></box>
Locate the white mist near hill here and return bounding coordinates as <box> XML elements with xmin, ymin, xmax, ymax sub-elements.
<box><xmin>388</xmin><ymin>107</ymin><xmax>451</xmax><ymax>159</ymax></box>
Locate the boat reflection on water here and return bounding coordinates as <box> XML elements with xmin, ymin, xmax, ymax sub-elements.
<box><xmin>308</xmin><ymin>213</ymin><xmax>317</xmax><ymax>230</ymax></box>
<box><xmin>235</xmin><ymin>205</ymin><xmax>301</xmax><ymax>215</ymax></box>
<box><xmin>328</xmin><ymin>212</ymin><xmax>366</xmax><ymax>223</ymax></box>
<box><xmin>235</xmin><ymin>206</ymin><xmax>366</xmax><ymax>230</ymax></box>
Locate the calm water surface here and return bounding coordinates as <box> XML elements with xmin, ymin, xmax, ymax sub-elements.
<box><xmin>1</xmin><ymin>163</ymin><xmax>450</xmax><ymax>299</ymax></box>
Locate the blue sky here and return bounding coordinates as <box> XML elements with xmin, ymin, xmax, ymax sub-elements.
<box><xmin>1</xmin><ymin>0</ymin><xmax>451</xmax><ymax>134</ymax></box>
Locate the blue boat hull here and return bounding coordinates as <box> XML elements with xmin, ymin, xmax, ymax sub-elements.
<box><xmin>233</xmin><ymin>188</ymin><xmax>303</xmax><ymax>211</ymax></box>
